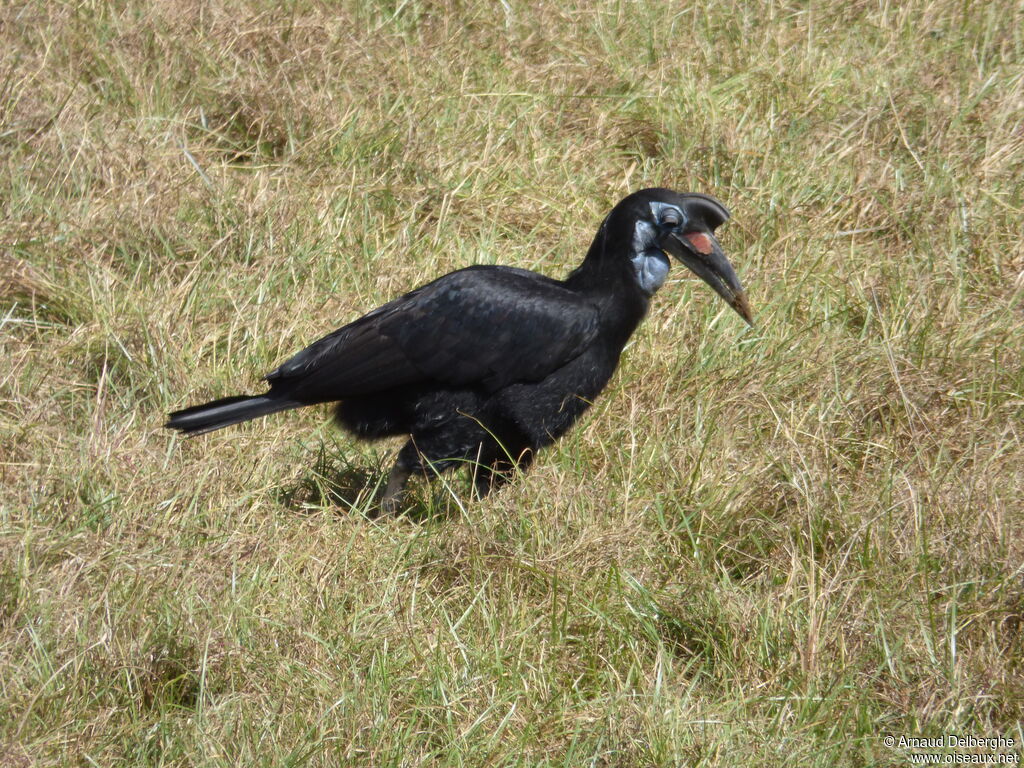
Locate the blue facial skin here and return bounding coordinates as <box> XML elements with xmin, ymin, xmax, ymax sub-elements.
<box><xmin>630</xmin><ymin>202</ymin><xmax>684</xmax><ymax>296</ymax></box>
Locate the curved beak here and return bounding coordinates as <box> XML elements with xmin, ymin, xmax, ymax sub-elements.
<box><xmin>661</xmin><ymin>230</ymin><xmax>752</xmax><ymax>325</ymax></box>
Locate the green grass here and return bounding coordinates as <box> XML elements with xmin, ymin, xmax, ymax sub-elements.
<box><xmin>2</xmin><ymin>0</ymin><xmax>1023</xmax><ymax>765</ymax></box>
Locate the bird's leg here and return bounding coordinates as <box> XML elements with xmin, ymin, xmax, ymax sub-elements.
<box><xmin>473</xmin><ymin>449</ymin><xmax>534</xmax><ymax>498</ymax></box>
<box><xmin>378</xmin><ymin>439</ymin><xmax>420</xmax><ymax>515</ymax></box>
<box><xmin>379</xmin><ymin>461</ymin><xmax>412</xmax><ymax>515</ymax></box>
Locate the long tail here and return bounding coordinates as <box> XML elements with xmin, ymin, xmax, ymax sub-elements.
<box><xmin>165</xmin><ymin>393</ymin><xmax>300</xmax><ymax>436</ymax></box>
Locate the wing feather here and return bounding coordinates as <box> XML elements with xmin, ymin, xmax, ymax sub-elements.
<box><xmin>264</xmin><ymin>266</ymin><xmax>599</xmax><ymax>402</ymax></box>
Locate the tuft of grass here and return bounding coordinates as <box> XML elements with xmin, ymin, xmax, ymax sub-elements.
<box><xmin>2</xmin><ymin>0</ymin><xmax>1023</xmax><ymax>764</ymax></box>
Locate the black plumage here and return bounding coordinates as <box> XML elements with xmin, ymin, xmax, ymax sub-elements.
<box><xmin>166</xmin><ymin>188</ymin><xmax>752</xmax><ymax>511</ymax></box>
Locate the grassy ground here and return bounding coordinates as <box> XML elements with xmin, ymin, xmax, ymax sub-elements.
<box><xmin>2</xmin><ymin>0</ymin><xmax>1023</xmax><ymax>765</ymax></box>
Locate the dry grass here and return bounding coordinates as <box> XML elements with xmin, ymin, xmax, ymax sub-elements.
<box><xmin>2</xmin><ymin>0</ymin><xmax>1023</xmax><ymax>765</ymax></box>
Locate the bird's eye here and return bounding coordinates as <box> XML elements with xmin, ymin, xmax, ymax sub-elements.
<box><xmin>661</xmin><ymin>211</ymin><xmax>680</xmax><ymax>227</ymax></box>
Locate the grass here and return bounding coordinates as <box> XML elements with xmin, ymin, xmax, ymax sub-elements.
<box><xmin>1</xmin><ymin>0</ymin><xmax>1023</xmax><ymax>765</ymax></box>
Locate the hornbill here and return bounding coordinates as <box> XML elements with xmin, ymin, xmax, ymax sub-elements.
<box><xmin>166</xmin><ymin>188</ymin><xmax>752</xmax><ymax>512</ymax></box>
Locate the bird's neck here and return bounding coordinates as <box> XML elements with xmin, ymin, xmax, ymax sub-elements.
<box><xmin>564</xmin><ymin>236</ymin><xmax>652</xmax><ymax>348</ymax></box>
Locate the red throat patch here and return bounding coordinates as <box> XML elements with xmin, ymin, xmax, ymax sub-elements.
<box><xmin>683</xmin><ymin>231</ymin><xmax>714</xmax><ymax>255</ymax></box>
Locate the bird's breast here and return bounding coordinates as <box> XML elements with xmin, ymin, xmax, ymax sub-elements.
<box><xmin>495</xmin><ymin>344</ymin><xmax>620</xmax><ymax>446</ymax></box>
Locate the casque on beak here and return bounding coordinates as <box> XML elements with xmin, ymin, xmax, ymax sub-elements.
<box><xmin>660</xmin><ymin>229</ymin><xmax>753</xmax><ymax>325</ymax></box>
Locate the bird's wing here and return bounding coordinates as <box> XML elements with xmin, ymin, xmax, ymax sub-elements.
<box><xmin>264</xmin><ymin>266</ymin><xmax>600</xmax><ymax>400</ymax></box>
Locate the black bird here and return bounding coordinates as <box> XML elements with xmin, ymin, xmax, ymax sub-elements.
<box><xmin>166</xmin><ymin>188</ymin><xmax>751</xmax><ymax>512</ymax></box>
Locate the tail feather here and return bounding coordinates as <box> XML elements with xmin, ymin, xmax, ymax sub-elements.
<box><xmin>165</xmin><ymin>393</ymin><xmax>299</xmax><ymax>436</ymax></box>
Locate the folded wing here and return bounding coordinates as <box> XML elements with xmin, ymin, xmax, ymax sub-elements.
<box><xmin>264</xmin><ymin>266</ymin><xmax>600</xmax><ymax>403</ymax></box>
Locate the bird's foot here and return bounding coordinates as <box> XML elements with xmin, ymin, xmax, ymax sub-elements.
<box><xmin>378</xmin><ymin>492</ymin><xmax>405</xmax><ymax>517</ymax></box>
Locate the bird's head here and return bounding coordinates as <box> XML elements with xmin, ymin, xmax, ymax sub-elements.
<box><xmin>602</xmin><ymin>188</ymin><xmax>752</xmax><ymax>325</ymax></box>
